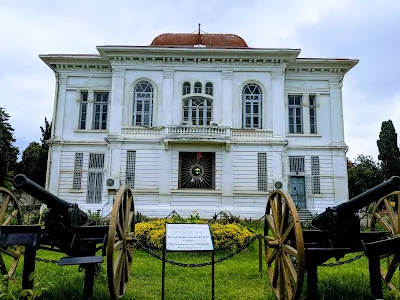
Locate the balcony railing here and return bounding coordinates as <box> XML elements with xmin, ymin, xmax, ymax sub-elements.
<box><xmin>165</xmin><ymin>126</ymin><xmax>229</xmax><ymax>140</ymax></box>
<box><xmin>121</xmin><ymin>126</ymin><xmax>275</xmax><ymax>142</ymax></box>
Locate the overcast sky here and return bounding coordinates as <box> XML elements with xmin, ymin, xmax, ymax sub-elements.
<box><xmin>0</xmin><ymin>0</ymin><xmax>399</xmax><ymax>161</ymax></box>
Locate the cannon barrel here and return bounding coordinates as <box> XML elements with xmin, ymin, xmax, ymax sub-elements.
<box><xmin>13</xmin><ymin>174</ymin><xmax>71</xmax><ymax>214</ymax></box>
<box><xmin>312</xmin><ymin>176</ymin><xmax>400</xmax><ymax>228</ymax></box>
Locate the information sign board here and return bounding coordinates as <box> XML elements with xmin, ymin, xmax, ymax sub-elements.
<box><xmin>165</xmin><ymin>223</ymin><xmax>214</xmax><ymax>251</ymax></box>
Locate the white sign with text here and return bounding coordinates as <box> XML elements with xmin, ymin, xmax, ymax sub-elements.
<box><xmin>166</xmin><ymin>223</ymin><xmax>214</xmax><ymax>251</ymax></box>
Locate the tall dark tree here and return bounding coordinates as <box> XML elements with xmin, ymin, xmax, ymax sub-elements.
<box><xmin>347</xmin><ymin>155</ymin><xmax>384</xmax><ymax>198</ymax></box>
<box><xmin>0</xmin><ymin>107</ymin><xmax>19</xmax><ymax>188</ymax></box>
<box><xmin>377</xmin><ymin>120</ymin><xmax>400</xmax><ymax>179</ymax></box>
<box><xmin>17</xmin><ymin>118</ymin><xmax>52</xmax><ymax>187</ymax></box>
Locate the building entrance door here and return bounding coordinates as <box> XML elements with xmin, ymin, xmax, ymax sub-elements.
<box><xmin>289</xmin><ymin>176</ymin><xmax>306</xmax><ymax>209</ymax></box>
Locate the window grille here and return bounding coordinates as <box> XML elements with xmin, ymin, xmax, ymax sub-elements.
<box><xmin>182</xmin><ymin>82</ymin><xmax>191</xmax><ymax>95</ymax></box>
<box><xmin>125</xmin><ymin>151</ymin><xmax>136</xmax><ymax>189</ymax></box>
<box><xmin>72</xmin><ymin>152</ymin><xmax>83</xmax><ymax>189</ymax></box>
<box><xmin>179</xmin><ymin>152</ymin><xmax>215</xmax><ymax>189</ymax></box>
<box><xmin>309</xmin><ymin>95</ymin><xmax>317</xmax><ymax>134</ymax></box>
<box><xmin>79</xmin><ymin>92</ymin><xmax>88</xmax><ymax>129</ymax></box>
<box><xmin>133</xmin><ymin>81</ymin><xmax>154</xmax><ymax>126</ymax></box>
<box><xmin>258</xmin><ymin>153</ymin><xmax>268</xmax><ymax>191</ymax></box>
<box><xmin>242</xmin><ymin>83</ymin><xmax>262</xmax><ymax>129</ymax></box>
<box><xmin>311</xmin><ymin>156</ymin><xmax>321</xmax><ymax>194</ymax></box>
<box><xmin>289</xmin><ymin>156</ymin><xmax>305</xmax><ymax>173</ymax></box>
<box><xmin>205</xmin><ymin>82</ymin><xmax>213</xmax><ymax>96</ymax></box>
<box><xmin>87</xmin><ymin>153</ymin><xmax>105</xmax><ymax>204</ymax></box>
<box><xmin>93</xmin><ymin>92</ymin><xmax>109</xmax><ymax>130</ymax></box>
<box><xmin>288</xmin><ymin>95</ymin><xmax>303</xmax><ymax>133</ymax></box>
<box><xmin>182</xmin><ymin>97</ymin><xmax>212</xmax><ymax>125</ymax></box>
<box><xmin>194</xmin><ymin>82</ymin><xmax>202</xmax><ymax>93</ymax></box>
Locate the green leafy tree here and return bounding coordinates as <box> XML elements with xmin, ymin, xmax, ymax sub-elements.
<box><xmin>377</xmin><ymin>120</ymin><xmax>400</xmax><ymax>179</ymax></box>
<box><xmin>347</xmin><ymin>155</ymin><xmax>384</xmax><ymax>198</ymax></box>
<box><xmin>17</xmin><ymin>118</ymin><xmax>52</xmax><ymax>187</ymax></box>
<box><xmin>0</xmin><ymin>107</ymin><xmax>19</xmax><ymax>188</ymax></box>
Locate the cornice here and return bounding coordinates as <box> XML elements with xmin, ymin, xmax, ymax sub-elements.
<box><xmin>287</xmin><ymin>58</ymin><xmax>358</xmax><ymax>76</ymax></box>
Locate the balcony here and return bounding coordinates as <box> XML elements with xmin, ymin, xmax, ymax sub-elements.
<box><xmin>121</xmin><ymin>126</ymin><xmax>277</xmax><ymax>150</ymax></box>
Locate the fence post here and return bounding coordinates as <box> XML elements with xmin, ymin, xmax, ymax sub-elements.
<box><xmin>258</xmin><ymin>234</ymin><xmax>263</xmax><ymax>272</ymax></box>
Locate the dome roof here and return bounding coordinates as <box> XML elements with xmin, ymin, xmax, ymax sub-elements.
<box><xmin>150</xmin><ymin>33</ymin><xmax>248</xmax><ymax>48</ymax></box>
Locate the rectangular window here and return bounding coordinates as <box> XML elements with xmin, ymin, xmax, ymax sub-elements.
<box><xmin>311</xmin><ymin>156</ymin><xmax>321</xmax><ymax>194</ymax></box>
<box><xmin>72</xmin><ymin>152</ymin><xmax>83</xmax><ymax>189</ymax></box>
<box><xmin>288</xmin><ymin>95</ymin><xmax>303</xmax><ymax>133</ymax></box>
<box><xmin>87</xmin><ymin>153</ymin><xmax>105</xmax><ymax>204</ymax></box>
<box><xmin>125</xmin><ymin>151</ymin><xmax>136</xmax><ymax>189</ymax></box>
<box><xmin>309</xmin><ymin>95</ymin><xmax>317</xmax><ymax>134</ymax></box>
<box><xmin>179</xmin><ymin>152</ymin><xmax>215</xmax><ymax>189</ymax></box>
<box><xmin>79</xmin><ymin>92</ymin><xmax>88</xmax><ymax>129</ymax></box>
<box><xmin>257</xmin><ymin>153</ymin><xmax>268</xmax><ymax>192</ymax></box>
<box><xmin>93</xmin><ymin>92</ymin><xmax>109</xmax><ymax>130</ymax></box>
<box><xmin>289</xmin><ymin>156</ymin><xmax>305</xmax><ymax>173</ymax></box>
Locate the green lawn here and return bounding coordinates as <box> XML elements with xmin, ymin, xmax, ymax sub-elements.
<box><xmin>3</xmin><ymin>242</ymin><xmax>399</xmax><ymax>300</ymax></box>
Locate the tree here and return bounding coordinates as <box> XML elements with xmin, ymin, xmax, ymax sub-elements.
<box><xmin>347</xmin><ymin>155</ymin><xmax>384</xmax><ymax>198</ymax></box>
<box><xmin>377</xmin><ymin>120</ymin><xmax>400</xmax><ymax>179</ymax></box>
<box><xmin>17</xmin><ymin>118</ymin><xmax>52</xmax><ymax>187</ymax></box>
<box><xmin>0</xmin><ymin>107</ymin><xmax>19</xmax><ymax>187</ymax></box>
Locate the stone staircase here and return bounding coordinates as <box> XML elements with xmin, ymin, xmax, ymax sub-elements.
<box><xmin>298</xmin><ymin>209</ymin><xmax>314</xmax><ymax>222</ymax></box>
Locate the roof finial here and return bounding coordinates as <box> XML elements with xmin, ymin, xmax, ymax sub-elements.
<box><xmin>198</xmin><ymin>23</ymin><xmax>201</xmax><ymax>35</ymax></box>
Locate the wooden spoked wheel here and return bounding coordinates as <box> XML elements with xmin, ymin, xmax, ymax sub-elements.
<box><xmin>0</xmin><ymin>187</ymin><xmax>22</xmax><ymax>278</ymax></box>
<box><xmin>370</xmin><ymin>191</ymin><xmax>400</xmax><ymax>292</ymax></box>
<box><xmin>264</xmin><ymin>190</ymin><xmax>305</xmax><ymax>300</ymax></box>
<box><xmin>107</xmin><ymin>186</ymin><xmax>135</xmax><ymax>300</ymax></box>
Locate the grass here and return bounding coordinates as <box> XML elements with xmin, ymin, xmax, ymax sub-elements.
<box><xmin>3</xmin><ymin>241</ymin><xmax>399</xmax><ymax>300</ymax></box>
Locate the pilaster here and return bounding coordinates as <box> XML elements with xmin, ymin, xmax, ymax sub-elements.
<box><xmin>222</xmin><ymin>70</ymin><xmax>233</xmax><ymax>127</ymax></box>
<box><xmin>271</xmin><ymin>69</ymin><xmax>285</xmax><ymax>136</ymax></box>
<box><xmin>162</xmin><ymin>70</ymin><xmax>174</xmax><ymax>126</ymax></box>
<box><xmin>48</xmin><ymin>145</ymin><xmax>62</xmax><ymax>195</ymax></box>
<box><xmin>329</xmin><ymin>79</ymin><xmax>344</xmax><ymax>144</ymax></box>
<box><xmin>221</xmin><ymin>150</ymin><xmax>234</xmax><ymax>209</ymax></box>
<box><xmin>54</xmin><ymin>75</ymin><xmax>67</xmax><ymax>139</ymax></box>
<box><xmin>109</xmin><ymin>68</ymin><xmax>125</xmax><ymax>135</ymax></box>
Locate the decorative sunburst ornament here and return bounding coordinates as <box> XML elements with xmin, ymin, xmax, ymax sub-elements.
<box><xmin>180</xmin><ymin>153</ymin><xmax>214</xmax><ymax>189</ymax></box>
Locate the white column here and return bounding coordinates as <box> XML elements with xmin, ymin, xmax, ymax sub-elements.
<box><xmin>302</xmin><ymin>93</ymin><xmax>310</xmax><ymax>134</ymax></box>
<box><xmin>109</xmin><ymin>68</ymin><xmax>125</xmax><ymax>136</ymax></box>
<box><xmin>48</xmin><ymin>145</ymin><xmax>62</xmax><ymax>195</ymax></box>
<box><xmin>222</xmin><ymin>151</ymin><xmax>233</xmax><ymax>209</ymax></box>
<box><xmin>272</xmin><ymin>151</ymin><xmax>283</xmax><ymax>182</ymax></box>
<box><xmin>86</xmin><ymin>90</ymin><xmax>94</xmax><ymax>129</ymax></box>
<box><xmin>54</xmin><ymin>75</ymin><xmax>67</xmax><ymax>140</ymax></box>
<box><xmin>108</xmin><ymin>141</ymin><xmax>122</xmax><ymax>179</ymax></box>
<box><xmin>163</xmin><ymin>70</ymin><xmax>174</xmax><ymax>126</ymax></box>
<box><xmin>329</xmin><ymin>79</ymin><xmax>344</xmax><ymax>144</ymax></box>
<box><xmin>333</xmin><ymin>154</ymin><xmax>349</xmax><ymax>205</ymax></box>
<box><xmin>222</xmin><ymin>71</ymin><xmax>233</xmax><ymax>127</ymax></box>
<box><xmin>271</xmin><ymin>69</ymin><xmax>286</xmax><ymax>136</ymax></box>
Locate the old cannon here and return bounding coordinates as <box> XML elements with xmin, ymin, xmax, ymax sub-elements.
<box><xmin>263</xmin><ymin>176</ymin><xmax>400</xmax><ymax>300</ymax></box>
<box><xmin>0</xmin><ymin>174</ymin><xmax>135</xmax><ymax>300</ymax></box>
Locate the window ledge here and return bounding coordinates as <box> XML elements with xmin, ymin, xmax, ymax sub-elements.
<box><xmin>69</xmin><ymin>189</ymin><xmax>84</xmax><ymax>193</ymax></box>
<box><xmin>171</xmin><ymin>189</ymin><xmax>223</xmax><ymax>195</ymax></box>
<box><xmin>286</xmin><ymin>134</ymin><xmax>322</xmax><ymax>137</ymax></box>
<box><xmin>74</xmin><ymin>129</ymin><xmax>109</xmax><ymax>133</ymax></box>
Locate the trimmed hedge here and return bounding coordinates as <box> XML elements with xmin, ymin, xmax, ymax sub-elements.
<box><xmin>134</xmin><ymin>212</ymin><xmax>254</xmax><ymax>251</ymax></box>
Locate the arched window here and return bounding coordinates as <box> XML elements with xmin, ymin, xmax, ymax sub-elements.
<box><xmin>205</xmin><ymin>82</ymin><xmax>213</xmax><ymax>96</ymax></box>
<box><xmin>133</xmin><ymin>81</ymin><xmax>154</xmax><ymax>126</ymax></box>
<box><xmin>194</xmin><ymin>82</ymin><xmax>202</xmax><ymax>93</ymax></box>
<box><xmin>183</xmin><ymin>97</ymin><xmax>212</xmax><ymax>125</ymax></box>
<box><xmin>242</xmin><ymin>83</ymin><xmax>262</xmax><ymax>128</ymax></box>
<box><xmin>182</xmin><ymin>82</ymin><xmax>191</xmax><ymax>95</ymax></box>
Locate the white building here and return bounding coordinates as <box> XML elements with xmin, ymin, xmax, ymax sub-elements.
<box><xmin>40</xmin><ymin>32</ymin><xmax>358</xmax><ymax>218</ymax></box>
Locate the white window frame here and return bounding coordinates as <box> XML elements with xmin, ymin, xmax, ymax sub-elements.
<box><xmin>182</xmin><ymin>82</ymin><xmax>191</xmax><ymax>95</ymax></box>
<box><xmin>182</xmin><ymin>97</ymin><xmax>212</xmax><ymax>126</ymax></box>
<box><xmin>309</xmin><ymin>95</ymin><xmax>317</xmax><ymax>134</ymax></box>
<box><xmin>205</xmin><ymin>82</ymin><xmax>213</xmax><ymax>96</ymax></box>
<box><xmin>288</xmin><ymin>95</ymin><xmax>303</xmax><ymax>134</ymax></box>
<box><xmin>133</xmin><ymin>81</ymin><xmax>154</xmax><ymax>126</ymax></box>
<box><xmin>257</xmin><ymin>153</ymin><xmax>268</xmax><ymax>192</ymax></box>
<box><xmin>194</xmin><ymin>82</ymin><xmax>202</xmax><ymax>93</ymax></box>
<box><xmin>93</xmin><ymin>92</ymin><xmax>109</xmax><ymax>130</ymax></box>
<box><xmin>78</xmin><ymin>92</ymin><xmax>88</xmax><ymax>130</ymax></box>
<box><xmin>311</xmin><ymin>156</ymin><xmax>321</xmax><ymax>194</ymax></box>
<box><xmin>125</xmin><ymin>150</ymin><xmax>136</xmax><ymax>189</ymax></box>
<box><xmin>72</xmin><ymin>152</ymin><xmax>83</xmax><ymax>190</ymax></box>
<box><xmin>242</xmin><ymin>83</ymin><xmax>262</xmax><ymax>129</ymax></box>
<box><xmin>87</xmin><ymin>153</ymin><xmax>105</xmax><ymax>204</ymax></box>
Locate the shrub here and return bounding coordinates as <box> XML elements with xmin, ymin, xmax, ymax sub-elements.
<box><xmin>134</xmin><ymin>211</ymin><xmax>254</xmax><ymax>251</ymax></box>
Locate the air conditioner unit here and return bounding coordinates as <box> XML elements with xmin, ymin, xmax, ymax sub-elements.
<box><xmin>106</xmin><ymin>177</ymin><xmax>120</xmax><ymax>190</ymax></box>
<box><xmin>273</xmin><ymin>180</ymin><xmax>283</xmax><ymax>190</ymax></box>
<box><xmin>210</xmin><ymin>121</ymin><xmax>220</xmax><ymax>127</ymax></box>
<box><xmin>180</xmin><ymin>121</ymin><xmax>193</xmax><ymax>126</ymax></box>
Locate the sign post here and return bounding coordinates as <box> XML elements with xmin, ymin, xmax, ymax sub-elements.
<box><xmin>162</xmin><ymin>223</ymin><xmax>215</xmax><ymax>299</ymax></box>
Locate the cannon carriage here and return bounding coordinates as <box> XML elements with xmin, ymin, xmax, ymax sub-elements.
<box><xmin>0</xmin><ymin>174</ymin><xmax>135</xmax><ymax>300</ymax></box>
<box><xmin>263</xmin><ymin>176</ymin><xmax>400</xmax><ymax>299</ymax></box>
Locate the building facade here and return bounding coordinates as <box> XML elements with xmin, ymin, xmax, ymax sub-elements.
<box><xmin>40</xmin><ymin>32</ymin><xmax>358</xmax><ymax>218</ymax></box>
